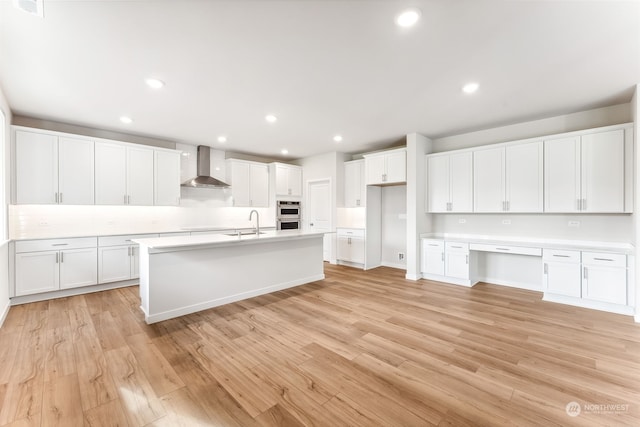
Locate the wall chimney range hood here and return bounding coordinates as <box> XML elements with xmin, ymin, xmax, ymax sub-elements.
<box><xmin>181</xmin><ymin>145</ymin><xmax>230</xmax><ymax>188</ymax></box>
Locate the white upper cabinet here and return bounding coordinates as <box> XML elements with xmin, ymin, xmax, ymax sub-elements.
<box><xmin>95</xmin><ymin>142</ymin><xmax>154</xmax><ymax>205</ymax></box>
<box><xmin>545</xmin><ymin>129</ymin><xmax>626</xmax><ymax>213</ymax></box>
<box><xmin>364</xmin><ymin>148</ymin><xmax>406</xmax><ymax>185</ymax></box>
<box><xmin>427</xmin><ymin>152</ymin><xmax>472</xmax><ymax>212</ymax></box>
<box><xmin>344</xmin><ymin>159</ymin><xmax>366</xmax><ymax>207</ymax></box>
<box><xmin>15</xmin><ymin>130</ymin><xmax>94</xmax><ymax>204</ymax></box>
<box><xmin>228</xmin><ymin>159</ymin><xmax>269</xmax><ymax>207</ymax></box>
<box><xmin>154</xmin><ymin>150</ymin><xmax>181</xmax><ymax>206</ymax></box>
<box><xmin>474</xmin><ymin>141</ymin><xmax>542</xmax><ymax>213</ymax></box>
<box><xmin>273</xmin><ymin>163</ymin><xmax>302</xmax><ymax>197</ymax></box>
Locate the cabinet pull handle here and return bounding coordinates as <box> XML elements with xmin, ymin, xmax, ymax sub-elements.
<box><xmin>428</xmin><ymin>244</ymin><xmax>439</xmax><ymax>247</ymax></box>
<box><xmin>348</xmin><ymin>237</ymin><xmax>351</xmax><ymax>244</ymax></box>
<box><xmin>451</xmin><ymin>245</ymin><xmax>462</xmax><ymax>249</ymax></box>
<box><xmin>124</xmin><ymin>195</ymin><xmax>128</xmax><ymax>204</ymax></box>
<box><xmin>356</xmin><ymin>199</ymin><xmax>360</xmax><ymax>206</ymax></box>
<box><xmin>60</xmin><ymin>252</ymin><xmax>64</xmax><ymax>263</ymax></box>
<box><xmin>593</xmin><ymin>258</ymin><xmax>614</xmax><ymax>262</ymax></box>
<box><xmin>52</xmin><ymin>243</ymin><xmax>68</xmax><ymax>246</ymax></box>
<box><xmin>441</xmin><ymin>252</ymin><xmax>444</xmax><ymax>262</ymax></box>
<box><xmin>577</xmin><ymin>198</ymin><xmax>581</xmax><ymax>211</ymax></box>
<box><xmin>543</xmin><ymin>263</ymin><xmax>548</xmax><ymax>274</ymax></box>
<box><xmin>128</xmin><ymin>195</ymin><xmax>131</xmax><ymax>204</ymax></box>
<box><xmin>55</xmin><ymin>192</ymin><xmax>58</xmax><ymax>203</ymax></box>
<box><xmin>465</xmin><ymin>255</ymin><xmax>469</xmax><ymax>265</ymax></box>
<box><xmin>507</xmin><ymin>201</ymin><xmax>510</xmax><ymax>211</ymax></box>
<box><xmin>128</xmin><ymin>247</ymin><xmax>131</xmax><ymax>256</ymax></box>
<box><xmin>59</xmin><ymin>193</ymin><xmax>63</xmax><ymax>203</ymax></box>
<box><xmin>552</xmin><ymin>254</ymin><xmax>570</xmax><ymax>258</ymax></box>
<box><xmin>55</xmin><ymin>253</ymin><xmax>59</xmax><ymax>263</ymax></box>
<box><xmin>583</xmin><ymin>267</ymin><xmax>588</xmax><ymax>279</ymax></box>
<box><xmin>496</xmin><ymin>247</ymin><xmax>511</xmax><ymax>251</ymax></box>
<box><xmin>582</xmin><ymin>199</ymin><xmax>586</xmax><ymax>211</ymax></box>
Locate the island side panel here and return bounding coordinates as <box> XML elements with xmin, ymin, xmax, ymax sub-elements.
<box><xmin>145</xmin><ymin>235</ymin><xmax>324</xmax><ymax>323</ymax></box>
<box><xmin>138</xmin><ymin>244</ymin><xmax>151</xmax><ymax>318</ymax></box>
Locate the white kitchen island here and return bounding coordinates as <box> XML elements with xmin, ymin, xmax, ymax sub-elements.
<box><xmin>133</xmin><ymin>230</ymin><xmax>325</xmax><ymax>324</ymax></box>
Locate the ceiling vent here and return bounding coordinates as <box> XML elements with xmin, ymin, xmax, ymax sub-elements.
<box><xmin>13</xmin><ymin>0</ymin><xmax>44</xmax><ymax>17</ymax></box>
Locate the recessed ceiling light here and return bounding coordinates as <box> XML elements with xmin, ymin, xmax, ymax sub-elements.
<box><xmin>217</xmin><ymin>136</ymin><xmax>227</xmax><ymax>143</ymax></box>
<box><xmin>462</xmin><ymin>82</ymin><xmax>479</xmax><ymax>94</ymax></box>
<box><xmin>119</xmin><ymin>116</ymin><xmax>133</xmax><ymax>124</ymax></box>
<box><xmin>281</xmin><ymin>149</ymin><xmax>289</xmax><ymax>155</ymax></box>
<box><xmin>265</xmin><ymin>114</ymin><xmax>278</xmax><ymax>123</ymax></box>
<box><xmin>333</xmin><ymin>135</ymin><xmax>343</xmax><ymax>142</ymax></box>
<box><xmin>396</xmin><ymin>8</ymin><xmax>421</xmax><ymax>27</ymax></box>
<box><xmin>145</xmin><ymin>78</ymin><xmax>164</xmax><ymax>89</ymax></box>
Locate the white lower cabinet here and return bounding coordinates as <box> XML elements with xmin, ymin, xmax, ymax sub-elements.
<box><xmin>98</xmin><ymin>234</ymin><xmax>156</xmax><ymax>283</ymax></box>
<box><xmin>14</xmin><ymin>238</ymin><xmax>98</xmax><ymax>296</ymax></box>
<box><xmin>542</xmin><ymin>249</ymin><xmax>581</xmax><ymax>298</ymax></box>
<box><xmin>421</xmin><ymin>239</ymin><xmax>445</xmax><ymax>276</ymax></box>
<box><xmin>581</xmin><ymin>252</ymin><xmax>627</xmax><ymax>305</ymax></box>
<box><xmin>336</xmin><ymin>228</ymin><xmax>365</xmax><ymax>266</ymax></box>
<box><xmin>445</xmin><ymin>242</ymin><xmax>470</xmax><ymax>280</ymax></box>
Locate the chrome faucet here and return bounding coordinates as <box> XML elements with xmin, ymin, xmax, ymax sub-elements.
<box><xmin>249</xmin><ymin>209</ymin><xmax>260</xmax><ymax>235</ymax></box>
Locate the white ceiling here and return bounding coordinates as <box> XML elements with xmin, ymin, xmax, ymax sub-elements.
<box><xmin>0</xmin><ymin>0</ymin><xmax>638</xmax><ymax>159</ymax></box>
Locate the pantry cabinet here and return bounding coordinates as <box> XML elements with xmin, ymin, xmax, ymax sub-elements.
<box><xmin>545</xmin><ymin>129</ymin><xmax>626</xmax><ymax>213</ymax></box>
<box><xmin>15</xmin><ymin>130</ymin><xmax>94</xmax><ymax>204</ymax></box>
<box><xmin>474</xmin><ymin>141</ymin><xmax>543</xmax><ymax>212</ymax></box>
<box><xmin>95</xmin><ymin>142</ymin><xmax>154</xmax><ymax>205</ymax></box>
<box><xmin>273</xmin><ymin>163</ymin><xmax>302</xmax><ymax>197</ymax></box>
<box><xmin>227</xmin><ymin>159</ymin><xmax>269</xmax><ymax>207</ymax></box>
<box><xmin>154</xmin><ymin>150</ymin><xmax>181</xmax><ymax>206</ymax></box>
<box><xmin>364</xmin><ymin>148</ymin><xmax>406</xmax><ymax>185</ymax></box>
<box><xmin>426</xmin><ymin>152</ymin><xmax>472</xmax><ymax>212</ymax></box>
<box><xmin>344</xmin><ymin>160</ymin><xmax>366</xmax><ymax>207</ymax></box>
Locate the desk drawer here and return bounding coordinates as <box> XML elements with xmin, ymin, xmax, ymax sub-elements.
<box><xmin>543</xmin><ymin>249</ymin><xmax>580</xmax><ymax>263</ymax></box>
<box><xmin>582</xmin><ymin>252</ymin><xmax>626</xmax><ymax>268</ymax></box>
<box><xmin>469</xmin><ymin>243</ymin><xmax>541</xmax><ymax>257</ymax></box>
<box><xmin>422</xmin><ymin>239</ymin><xmax>444</xmax><ymax>251</ymax></box>
<box><xmin>445</xmin><ymin>242</ymin><xmax>469</xmax><ymax>253</ymax></box>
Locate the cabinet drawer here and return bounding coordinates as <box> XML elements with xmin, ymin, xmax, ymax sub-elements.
<box><xmin>422</xmin><ymin>239</ymin><xmax>444</xmax><ymax>250</ymax></box>
<box><xmin>98</xmin><ymin>234</ymin><xmax>158</xmax><ymax>247</ymax></box>
<box><xmin>15</xmin><ymin>237</ymin><xmax>97</xmax><ymax>253</ymax></box>
<box><xmin>469</xmin><ymin>243</ymin><xmax>541</xmax><ymax>257</ymax></box>
<box><xmin>337</xmin><ymin>228</ymin><xmax>365</xmax><ymax>238</ymax></box>
<box><xmin>445</xmin><ymin>242</ymin><xmax>469</xmax><ymax>253</ymax></box>
<box><xmin>582</xmin><ymin>252</ymin><xmax>626</xmax><ymax>268</ymax></box>
<box><xmin>542</xmin><ymin>249</ymin><xmax>580</xmax><ymax>263</ymax></box>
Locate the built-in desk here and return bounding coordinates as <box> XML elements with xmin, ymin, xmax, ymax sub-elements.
<box><xmin>420</xmin><ymin>233</ymin><xmax>635</xmax><ymax>316</ymax></box>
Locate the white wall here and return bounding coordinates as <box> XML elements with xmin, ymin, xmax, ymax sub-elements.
<box><xmin>381</xmin><ymin>185</ymin><xmax>407</xmax><ymax>269</ymax></box>
<box><xmin>406</xmin><ymin>133</ymin><xmax>431</xmax><ymax>279</ymax></box>
<box><xmin>632</xmin><ymin>85</ymin><xmax>640</xmax><ymax>322</ymax></box>
<box><xmin>0</xmin><ymin>84</ymin><xmax>11</xmax><ymax>327</ymax></box>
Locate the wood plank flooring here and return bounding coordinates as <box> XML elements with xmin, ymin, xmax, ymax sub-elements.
<box><xmin>1</xmin><ymin>264</ymin><xmax>639</xmax><ymax>426</ymax></box>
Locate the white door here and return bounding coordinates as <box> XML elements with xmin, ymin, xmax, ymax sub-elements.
<box><xmin>505</xmin><ymin>141</ymin><xmax>543</xmax><ymax>212</ymax></box>
<box><xmin>15</xmin><ymin>251</ymin><xmax>59</xmax><ymax>296</ymax></box>
<box><xmin>307</xmin><ymin>180</ymin><xmax>331</xmax><ymax>261</ymax></box>
<box><xmin>275</xmin><ymin>164</ymin><xmax>290</xmax><ymax>196</ymax></box>
<box><xmin>98</xmin><ymin>246</ymin><xmax>132</xmax><ymax>283</ymax></box>
<box><xmin>58</xmin><ymin>137</ymin><xmax>95</xmax><ymax>205</ymax></box>
<box><xmin>336</xmin><ymin>236</ymin><xmax>351</xmax><ymax>262</ymax></box>
<box><xmin>385</xmin><ymin>151</ymin><xmax>406</xmax><ymax>183</ymax></box>
<box><xmin>449</xmin><ymin>152</ymin><xmax>473</xmax><ymax>212</ymax></box>
<box><xmin>249</xmin><ymin>164</ymin><xmax>269</xmax><ymax>207</ymax></box>
<box><xmin>130</xmin><ymin>245</ymin><xmax>140</xmax><ymax>279</ymax></box>
<box><xmin>15</xmin><ymin>130</ymin><xmax>58</xmax><ymax>204</ymax></box>
<box><xmin>230</xmin><ymin>161</ymin><xmax>251</xmax><ymax>207</ymax></box>
<box><xmin>366</xmin><ymin>155</ymin><xmax>386</xmax><ymax>184</ymax></box>
<box><xmin>288</xmin><ymin>167</ymin><xmax>303</xmax><ymax>197</ymax></box>
<box><xmin>60</xmin><ymin>248</ymin><xmax>98</xmax><ymax>289</ymax></box>
<box><xmin>154</xmin><ymin>150</ymin><xmax>181</xmax><ymax>206</ymax></box>
<box><xmin>581</xmin><ymin>129</ymin><xmax>625</xmax><ymax>213</ymax></box>
<box><xmin>582</xmin><ymin>266</ymin><xmax>627</xmax><ymax>305</ymax></box>
<box><xmin>95</xmin><ymin>143</ymin><xmax>127</xmax><ymax>205</ymax></box>
<box><xmin>473</xmin><ymin>147</ymin><xmax>504</xmax><ymax>212</ymax></box>
<box><xmin>350</xmin><ymin>237</ymin><xmax>366</xmax><ymax>264</ymax></box>
<box><xmin>544</xmin><ymin>262</ymin><xmax>581</xmax><ymax>297</ymax></box>
<box><xmin>344</xmin><ymin>160</ymin><xmax>364</xmax><ymax>207</ymax></box>
<box><xmin>544</xmin><ymin>136</ymin><xmax>581</xmax><ymax>212</ymax></box>
<box><xmin>427</xmin><ymin>155</ymin><xmax>450</xmax><ymax>213</ymax></box>
<box><xmin>445</xmin><ymin>252</ymin><xmax>469</xmax><ymax>279</ymax></box>
<box><xmin>421</xmin><ymin>240</ymin><xmax>444</xmax><ymax>276</ymax></box>
<box><xmin>127</xmin><ymin>147</ymin><xmax>154</xmax><ymax>206</ymax></box>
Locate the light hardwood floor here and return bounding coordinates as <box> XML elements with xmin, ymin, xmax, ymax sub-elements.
<box><xmin>0</xmin><ymin>264</ymin><xmax>639</xmax><ymax>426</ymax></box>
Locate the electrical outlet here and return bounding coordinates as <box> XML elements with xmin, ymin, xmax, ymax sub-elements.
<box><xmin>458</xmin><ymin>218</ymin><xmax>466</xmax><ymax>224</ymax></box>
<box><xmin>568</xmin><ymin>221</ymin><xmax>580</xmax><ymax>227</ymax></box>
<box><xmin>398</xmin><ymin>252</ymin><xmax>405</xmax><ymax>260</ymax></box>
<box><xmin>502</xmin><ymin>219</ymin><xmax>511</xmax><ymax>225</ymax></box>
<box><xmin>38</xmin><ymin>221</ymin><xmax>48</xmax><ymax>226</ymax></box>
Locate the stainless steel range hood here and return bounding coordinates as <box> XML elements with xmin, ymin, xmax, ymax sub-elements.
<box><xmin>181</xmin><ymin>145</ymin><xmax>230</xmax><ymax>188</ymax></box>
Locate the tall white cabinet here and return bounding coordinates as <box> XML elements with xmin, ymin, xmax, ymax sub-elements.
<box><xmin>344</xmin><ymin>160</ymin><xmax>366</xmax><ymax>207</ymax></box>
<box><xmin>15</xmin><ymin>130</ymin><xmax>94</xmax><ymax>204</ymax></box>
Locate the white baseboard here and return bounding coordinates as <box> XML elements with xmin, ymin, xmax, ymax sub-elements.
<box><xmin>421</xmin><ymin>273</ymin><xmax>476</xmax><ymax>287</ymax></box>
<box><xmin>635</xmin><ymin>313</ymin><xmax>640</xmax><ymax>323</ymax></box>
<box><xmin>0</xmin><ymin>298</ymin><xmax>10</xmax><ymax>328</ymax></box>
<box><xmin>477</xmin><ymin>276</ymin><xmax>542</xmax><ymax>292</ymax></box>
<box><xmin>380</xmin><ymin>262</ymin><xmax>407</xmax><ymax>270</ymax></box>
<box><xmin>10</xmin><ymin>279</ymin><xmax>139</xmax><ymax>306</ymax></box>
<box><xmin>544</xmin><ymin>293</ymin><xmax>635</xmax><ymax>316</ymax></box>
<box><xmin>405</xmin><ymin>273</ymin><xmax>421</xmax><ymax>281</ymax></box>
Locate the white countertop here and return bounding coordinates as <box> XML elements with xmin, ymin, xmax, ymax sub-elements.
<box><xmin>133</xmin><ymin>229</ymin><xmax>325</xmax><ymax>250</ymax></box>
<box><xmin>420</xmin><ymin>233</ymin><xmax>634</xmax><ymax>254</ymax></box>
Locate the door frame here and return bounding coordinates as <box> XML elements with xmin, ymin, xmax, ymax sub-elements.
<box><xmin>305</xmin><ymin>178</ymin><xmax>334</xmax><ymax>264</ymax></box>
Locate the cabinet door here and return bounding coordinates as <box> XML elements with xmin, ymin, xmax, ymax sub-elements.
<box><xmin>130</xmin><ymin>245</ymin><xmax>140</xmax><ymax>279</ymax></box>
<box><xmin>445</xmin><ymin>252</ymin><xmax>469</xmax><ymax>279</ymax></box>
<box><xmin>15</xmin><ymin>251</ymin><xmax>59</xmax><ymax>296</ymax></box>
<box><xmin>15</xmin><ymin>130</ymin><xmax>58</xmax><ymax>204</ymax></box>
<box><xmin>449</xmin><ymin>152</ymin><xmax>473</xmax><ymax>212</ymax></box>
<box><xmin>95</xmin><ymin>143</ymin><xmax>127</xmax><ymax>205</ymax></box>
<box><xmin>58</xmin><ymin>137</ymin><xmax>95</xmax><ymax>205</ymax></box>
<box><xmin>385</xmin><ymin>151</ymin><xmax>406</xmax><ymax>183</ymax></box>
<box><xmin>344</xmin><ymin>161</ymin><xmax>363</xmax><ymax>207</ymax></box>
<box><xmin>544</xmin><ymin>136</ymin><xmax>581</xmax><ymax>212</ymax></box>
<box><xmin>365</xmin><ymin>155</ymin><xmax>386</xmax><ymax>185</ymax></box>
<box><xmin>230</xmin><ymin>161</ymin><xmax>250</xmax><ymax>206</ymax></box>
<box><xmin>275</xmin><ymin>164</ymin><xmax>290</xmax><ymax>196</ymax></box>
<box><xmin>421</xmin><ymin>241</ymin><xmax>445</xmax><ymax>276</ymax></box>
<box><xmin>506</xmin><ymin>141</ymin><xmax>543</xmax><ymax>212</ymax></box>
<box><xmin>59</xmin><ymin>248</ymin><xmax>98</xmax><ymax>289</ymax></box>
<box><xmin>544</xmin><ymin>262</ymin><xmax>581</xmax><ymax>297</ymax></box>
<box><xmin>127</xmin><ymin>147</ymin><xmax>154</xmax><ymax>206</ymax></box>
<box><xmin>582</xmin><ymin>266</ymin><xmax>627</xmax><ymax>305</ymax></box>
<box><xmin>581</xmin><ymin>130</ymin><xmax>625</xmax><ymax>213</ymax></box>
<box><xmin>249</xmin><ymin>164</ymin><xmax>269</xmax><ymax>207</ymax></box>
<box><xmin>473</xmin><ymin>147</ymin><xmax>504</xmax><ymax>212</ymax></box>
<box><xmin>154</xmin><ymin>150</ymin><xmax>181</xmax><ymax>206</ymax></box>
<box><xmin>288</xmin><ymin>167</ymin><xmax>302</xmax><ymax>197</ymax></box>
<box><xmin>427</xmin><ymin>155</ymin><xmax>450</xmax><ymax>213</ymax></box>
<box><xmin>98</xmin><ymin>246</ymin><xmax>132</xmax><ymax>283</ymax></box>
<box><xmin>337</xmin><ymin>236</ymin><xmax>351</xmax><ymax>262</ymax></box>
<box><xmin>350</xmin><ymin>237</ymin><xmax>365</xmax><ymax>264</ymax></box>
